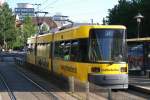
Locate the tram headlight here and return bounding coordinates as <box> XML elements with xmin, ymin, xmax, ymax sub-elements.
<box><xmin>91</xmin><ymin>67</ymin><xmax>100</xmax><ymax>73</ymax></box>
<box><xmin>120</xmin><ymin>67</ymin><xmax>127</xmax><ymax>72</ymax></box>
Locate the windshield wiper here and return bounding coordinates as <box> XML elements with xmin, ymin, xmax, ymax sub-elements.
<box><xmin>94</xmin><ymin>60</ymin><xmax>114</xmax><ymax>64</ymax></box>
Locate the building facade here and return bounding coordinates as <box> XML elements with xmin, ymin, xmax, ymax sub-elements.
<box><xmin>14</xmin><ymin>3</ymin><xmax>35</xmax><ymax>21</ymax></box>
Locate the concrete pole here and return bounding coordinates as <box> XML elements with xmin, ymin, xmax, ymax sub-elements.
<box><xmin>69</xmin><ymin>76</ymin><xmax>74</xmax><ymax>93</ymax></box>
<box><xmin>108</xmin><ymin>88</ymin><xmax>112</xmax><ymax>100</ymax></box>
<box><xmin>86</xmin><ymin>82</ymin><xmax>90</xmax><ymax>100</ymax></box>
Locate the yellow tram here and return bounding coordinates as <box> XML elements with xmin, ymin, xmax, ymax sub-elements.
<box><xmin>27</xmin><ymin>25</ymin><xmax>128</xmax><ymax>89</ymax></box>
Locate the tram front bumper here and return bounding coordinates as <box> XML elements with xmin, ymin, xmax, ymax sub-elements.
<box><xmin>88</xmin><ymin>74</ymin><xmax>128</xmax><ymax>89</ymax></box>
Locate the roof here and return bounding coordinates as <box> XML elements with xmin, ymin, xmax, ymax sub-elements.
<box><xmin>32</xmin><ymin>17</ymin><xmax>57</xmax><ymax>29</ymax></box>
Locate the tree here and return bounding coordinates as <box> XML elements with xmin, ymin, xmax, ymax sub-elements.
<box><xmin>22</xmin><ymin>16</ymin><xmax>37</xmax><ymax>46</ymax></box>
<box><xmin>107</xmin><ymin>0</ymin><xmax>150</xmax><ymax>38</ymax></box>
<box><xmin>14</xmin><ymin>16</ymin><xmax>37</xmax><ymax>50</ymax></box>
<box><xmin>0</xmin><ymin>3</ymin><xmax>16</xmax><ymax>49</ymax></box>
<box><xmin>0</xmin><ymin>3</ymin><xmax>37</xmax><ymax>50</ymax></box>
<box><xmin>41</xmin><ymin>23</ymin><xmax>49</xmax><ymax>33</ymax></box>
<box><xmin>140</xmin><ymin>0</ymin><xmax>150</xmax><ymax>37</ymax></box>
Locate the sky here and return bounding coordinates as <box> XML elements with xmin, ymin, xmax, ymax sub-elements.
<box><xmin>5</xmin><ymin>0</ymin><xmax>119</xmax><ymax>23</ymax></box>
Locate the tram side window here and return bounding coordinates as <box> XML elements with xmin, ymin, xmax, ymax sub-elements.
<box><xmin>78</xmin><ymin>39</ymin><xmax>88</xmax><ymax>62</ymax></box>
<box><xmin>54</xmin><ymin>39</ymin><xmax>88</xmax><ymax>62</ymax></box>
<box><xmin>60</xmin><ymin>42</ymin><xmax>65</xmax><ymax>58</ymax></box>
<box><xmin>64</xmin><ymin>41</ymin><xmax>71</xmax><ymax>61</ymax></box>
<box><xmin>70</xmin><ymin>39</ymin><xmax>88</xmax><ymax>62</ymax></box>
<box><xmin>70</xmin><ymin>41</ymin><xmax>79</xmax><ymax>61</ymax></box>
<box><xmin>54</xmin><ymin>41</ymin><xmax>65</xmax><ymax>59</ymax></box>
<box><xmin>54</xmin><ymin>42</ymin><xmax>60</xmax><ymax>58</ymax></box>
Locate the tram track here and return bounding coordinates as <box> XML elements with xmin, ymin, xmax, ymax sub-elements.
<box><xmin>0</xmin><ymin>58</ymin><xmax>73</xmax><ymax>100</ymax></box>
<box><xmin>15</xmin><ymin>60</ymin><xmax>149</xmax><ymax>100</ymax></box>
<box><xmin>14</xmin><ymin>56</ymin><xmax>150</xmax><ymax>100</ymax></box>
<box><xmin>0</xmin><ymin>56</ymin><xmax>80</xmax><ymax>100</ymax></box>
<box><xmin>0</xmin><ymin>71</ymin><xmax>16</xmax><ymax>100</ymax></box>
<box><xmin>12</xmin><ymin>62</ymin><xmax>79</xmax><ymax>100</ymax></box>
<box><xmin>15</xmin><ymin>64</ymin><xmax>105</xmax><ymax>100</ymax></box>
<box><xmin>14</xmin><ymin>66</ymin><xmax>60</xmax><ymax>100</ymax></box>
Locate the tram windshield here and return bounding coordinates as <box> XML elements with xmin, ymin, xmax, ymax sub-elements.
<box><xmin>89</xmin><ymin>29</ymin><xmax>126</xmax><ymax>62</ymax></box>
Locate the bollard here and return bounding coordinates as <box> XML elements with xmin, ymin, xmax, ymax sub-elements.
<box><xmin>108</xmin><ymin>88</ymin><xmax>112</xmax><ymax>100</ymax></box>
<box><xmin>146</xmin><ymin>70</ymin><xmax>150</xmax><ymax>78</ymax></box>
<box><xmin>69</xmin><ymin>76</ymin><xmax>74</xmax><ymax>93</ymax></box>
<box><xmin>86</xmin><ymin>82</ymin><xmax>90</xmax><ymax>100</ymax></box>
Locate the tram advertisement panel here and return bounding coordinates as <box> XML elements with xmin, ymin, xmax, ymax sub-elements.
<box><xmin>128</xmin><ymin>44</ymin><xmax>143</xmax><ymax>70</ymax></box>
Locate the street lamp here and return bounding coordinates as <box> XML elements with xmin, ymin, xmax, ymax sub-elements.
<box><xmin>134</xmin><ymin>13</ymin><xmax>144</xmax><ymax>38</ymax></box>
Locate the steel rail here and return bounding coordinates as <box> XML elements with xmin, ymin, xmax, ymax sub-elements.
<box><xmin>14</xmin><ymin>59</ymin><xmax>80</xmax><ymax>100</ymax></box>
<box><xmin>0</xmin><ymin>71</ymin><xmax>16</xmax><ymax>100</ymax></box>
<box><xmin>15</xmin><ymin>67</ymin><xmax>60</xmax><ymax>100</ymax></box>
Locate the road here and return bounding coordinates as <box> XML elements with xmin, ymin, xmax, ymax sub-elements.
<box><xmin>0</xmin><ymin>56</ymin><xmax>77</xmax><ymax>100</ymax></box>
<box><xmin>0</xmin><ymin>52</ymin><xmax>149</xmax><ymax>100</ymax></box>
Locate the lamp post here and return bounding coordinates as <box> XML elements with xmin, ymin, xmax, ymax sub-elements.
<box><xmin>134</xmin><ymin>13</ymin><xmax>144</xmax><ymax>38</ymax></box>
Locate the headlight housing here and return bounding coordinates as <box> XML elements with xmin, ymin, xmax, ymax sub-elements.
<box><xmin>120</xmin><ymin>67</ymin><xmax>127</xmax><ymax>72</ymax></box>
<box><xmin>91</xmin><ymin>67</ymin><xmax>100</xmax><ymax>72</ymax></box>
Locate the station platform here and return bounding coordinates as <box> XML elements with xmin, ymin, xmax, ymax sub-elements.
<box><xmin>129</xmin><ymin>76</ymin><xmax>150</xmax><ymax>94</ymax></box>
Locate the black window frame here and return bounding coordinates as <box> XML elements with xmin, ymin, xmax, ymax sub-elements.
<box><xmin>54</xmin><ymin>39</ymin><xmax>89</xmax><ymax>62</ymax></box>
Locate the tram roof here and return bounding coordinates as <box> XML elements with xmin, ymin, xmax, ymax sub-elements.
<box><xmin>54</xmin><ymin>25</ymin><xmax>126</xmax><ymax>41</ymax></box>
<box><xmin>37</xmin><ymin>33</ymin><xmax>52</xmax><ymax>43</ymax></box>
<box><xmin>27</xmin><ymin>25</ymin><xmax>126</xmax><ymax>43</ymax></box>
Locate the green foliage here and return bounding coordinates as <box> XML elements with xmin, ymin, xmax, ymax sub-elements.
<box><xmin>41</xmin><ymin>23</ymin><xmax>49</xmax><ymax>33</ymax></box>
<box><xmin>0</xmin><ymin>3</ymin><xmax>37</xmax><ymax>50</ymax></box>
<box><xmin>107</xmin><ymin>0</ymin><xmax>150</xmax><ymax>38</ymax></box>
<box><xmin>13</xmin><ymin>27</ymin><xmax>23</xmax><ymax>48</ymax></box>
<box><xmin>14</xmin><ymin>16</ymin><xmax>37</xmax><ymax>49</ymax></box>
<box><xmin>0</xmin><ymin>3</ymin><xmax>16</xmax><ymax>49</ymax></box>
<box><xmin>22</xmin><ymin>16</ymin><xmax>37</xmax><ymax>44</ymax></box>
